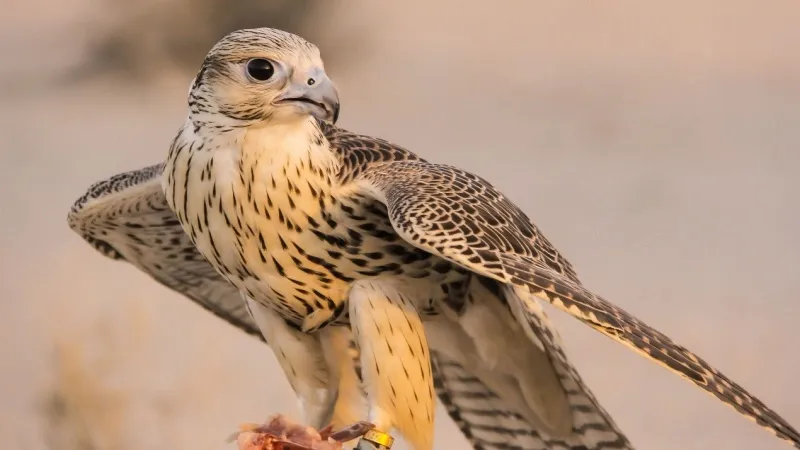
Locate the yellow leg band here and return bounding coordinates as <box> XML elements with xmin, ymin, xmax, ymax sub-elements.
<box><xmin>361</xmin><ymin>428</ymin><xmax>394</xmax><ymax>449</ymax></box>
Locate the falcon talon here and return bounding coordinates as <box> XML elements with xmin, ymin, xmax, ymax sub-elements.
<box><xmin>229</xmin><ymin>414</ymin><xmax>379</xmax><ymax>450</ymax></box>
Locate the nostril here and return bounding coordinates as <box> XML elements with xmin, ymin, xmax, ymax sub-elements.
<box><xmin>307</xmin><ymin>78</ymin><xmax>316</xmax><ymax>86</ymax></box>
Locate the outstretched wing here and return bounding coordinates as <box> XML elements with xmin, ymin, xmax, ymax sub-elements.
<box><xmin>67</xmin><ymin>164</ymin><xmax>561</xmax><ymax>449</ymax></box>
<box><xmin>356</xmin><ymin>159</ymin><xmax>800</xmax><ymax>448</ymax></box>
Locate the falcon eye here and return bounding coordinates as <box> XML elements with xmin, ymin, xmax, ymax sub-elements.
<box><xmin>246</xmin><ymin>58</ymin><xmax>275</xmax><ymax>81</ymax></box>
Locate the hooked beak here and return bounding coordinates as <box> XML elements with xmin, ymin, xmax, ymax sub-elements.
<box><xmin>274</xmin><ymin>74</ymin><xmax>340</xmax><ymax>124</ymax></box>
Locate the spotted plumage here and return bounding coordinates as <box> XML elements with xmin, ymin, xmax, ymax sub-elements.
<box><xmin>70</xmin><ymin>27</ymin><xmax>799</xmax><ymax>450</ymax></box>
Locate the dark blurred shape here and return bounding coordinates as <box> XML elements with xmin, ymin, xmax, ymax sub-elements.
<box><xmin>67</xmin><ymin>0</ymin><xmax>360</xmax><ymax>83</ymax></box>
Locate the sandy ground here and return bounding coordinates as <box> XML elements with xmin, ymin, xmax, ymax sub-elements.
<box><xmin>1</xmin><ymin>2</ymin><xmax>798</xmax><ymax>449</ymax></box>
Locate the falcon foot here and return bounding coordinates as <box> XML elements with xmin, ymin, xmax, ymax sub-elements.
<box><xmin>230</xmin><ymin>414</ymin><xmax>380</xmax><ymax>450</ymax></box>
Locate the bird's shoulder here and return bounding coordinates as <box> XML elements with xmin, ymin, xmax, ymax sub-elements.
<box><xmin>319</xmin><ymin>121</ymin><xmax>426</xmax><ymax>183</ymax></box>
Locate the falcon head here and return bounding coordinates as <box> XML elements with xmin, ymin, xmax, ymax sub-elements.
<box><xmin>189</xmin><ymin>28</ymin><xmax>340</xmax><ymax>126</ymax></box>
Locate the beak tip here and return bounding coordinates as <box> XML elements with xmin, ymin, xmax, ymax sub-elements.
<box><xmin>332</xmin><ymin>103</ymin><xmax>340</xmax><ymax>124</ymax></box>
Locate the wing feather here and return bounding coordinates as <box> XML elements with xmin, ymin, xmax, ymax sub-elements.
<box><xmin>358</xmin><ymin>159</ymin><xmax>800</xmax><ymax>448</ymax></box>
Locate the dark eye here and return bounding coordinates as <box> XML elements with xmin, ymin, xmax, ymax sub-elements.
<box><xmin>246</xmin><ymin>58</ymin><xmax>275</xmax><ymax>81</ymax></box>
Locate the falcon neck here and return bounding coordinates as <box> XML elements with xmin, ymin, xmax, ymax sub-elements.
<box><xmin>251</xmin><ymin>119</ymin><xmax>339</xmax><ymax>185</ymax></box>
<box><xmin>191</xmin><ymin>116</ymin><xmax>340</xmax><ymax>181</ymax></box>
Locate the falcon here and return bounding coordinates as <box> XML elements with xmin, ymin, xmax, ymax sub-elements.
<box><xmin>68</xmin><ymin>27</ymin><xmax>799</xmax><ymax>450</ymax></box>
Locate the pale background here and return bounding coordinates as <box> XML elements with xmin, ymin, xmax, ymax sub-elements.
<box><xmin>1</xmin><ymin>1</ymin><xmax>798</xmax><ymax>449</ymax></box>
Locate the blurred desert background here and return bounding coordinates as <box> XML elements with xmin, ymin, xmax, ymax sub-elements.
<box><xmin>1</xmin><ymin>1</ymin><xmax>799</xmax><ymax>449</ymax></box>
